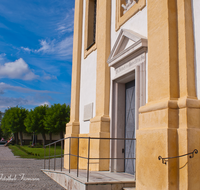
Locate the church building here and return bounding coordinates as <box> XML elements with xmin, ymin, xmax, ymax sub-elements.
<box><xmin>63</xmin><ymin>0</ymin><xmax>200</xmax><ymax>189</ymax></box>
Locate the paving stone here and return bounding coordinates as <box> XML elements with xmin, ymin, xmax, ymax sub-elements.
<box><xmin>0</xmin><ymin>146</ymin><xmax>65</xmax><ymax>190</ymax></box>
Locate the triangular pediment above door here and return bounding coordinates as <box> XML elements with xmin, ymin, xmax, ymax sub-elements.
<box><xmin>107</xmin><ymin>29</ymin><xmax>147</xmax><ymax>68</ymax></box>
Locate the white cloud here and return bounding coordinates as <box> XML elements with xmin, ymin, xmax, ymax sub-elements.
<box><xmin>36</xmin><ymin>39</ymin><xmax>55</xmax><ymax>53</ymax></box>
<box><xmin>33</xmin><ymin>8</ymin><xmax>74</xmax><ymax>58</ymax></box>
<box><xmin>43</xmin><ymin>73</ymin><xmax>57</xmax><ymax>80</ymax></box>
<box><xmin>0</xmin><ymin>53</ymin><xmax>6</xmax><ymax>62</ymax></box>
<box><xmin>0</xmin><ymin>97</ymin><xmax>51</xmax><ymax>112</ymax></box>
<box><xmin>0</xmin><ymin>97</ymin><xmax>30</xmax><ymax>110</ymax></box>
<box><xmin>0</xmin><ymin>58</ymin><xmax>39</xmax><ymax>80</ymax></box>
<box><xmin>40</xmin><ymin>101</ymin><xmax>51</xmax><ymax>106</ymax></box>
<box><xmin>57</xmin><ymin>23</ymin><xmax>74</xmax><ymax>33</ymax></box>
<box><xmin>56</xmin><ymin>36</ymin><xmax>73</xmax><ymax>57</ymax></box>
<box><xmin>0</xmin><ymin>83</ymin><xmax>60</xmax><ymax>111</ymax></box>
<box><xmin>21</xmin><ymin>47</ymin><xmax>31</xmax><ymax>53</ymax></box>
<box><xmin>35</xmin><ymin>36</ymin><xmax>73</xmax><ymax>57</ymax></box>
<box><xmin>19</xmin><ymin>8</ymin><xmax>74</xmax><ymax>59</ymax></box>
<box><xmin>0</xmin><ymin>82</ymin><xmax>60</xmax><ymax>94</ymax></box>
<box><xmin>57</xmin><ymin>9</ymin><xmax>74</xmax><ymax>34</ymax></box>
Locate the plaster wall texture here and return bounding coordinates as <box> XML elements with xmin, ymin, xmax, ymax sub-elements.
<box><xmin>79</xmin><ymin>0</ymin><xmax>97</xmax><ymax>134</ymax></box>
<box><xmin>109</xmin><ymin>0</ymin><xmax>148</xmax><ymax>117</ymax></box>
<box><xmin>136</xmin><ymin>0</ymin><xmax>200</xmax><ymax>189</ymax></box>
<box><xmin>192</xmin><ymin>0</ymin><xmax>200</xmax><ymax>99</ymax></box>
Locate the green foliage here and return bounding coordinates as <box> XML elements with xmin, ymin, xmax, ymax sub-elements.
<box><xmin>0</xmin><ymin>127</ymin><xmax>2</xmax><ymax>139</ymax></box>
<box><xmin>1</xmin><ymin>112</ymin><xmax>11</xmax><ymax>137</ymax></box>
<box><xmin>8</xmin><ymin>145</ymin><xmax>28</xmax><ymax>157</ymax></box>
<box><xmin>44</xmin><ymin>103</ymin><xmax>70</xmax><ymax>134</ymax></box>
<box><xmin>8</xmin><ymin>145</ymin><xmax>62</xmax><ymax>159</ymax></box>
<box><xmin>1</xmin><ymin>103</ymin><xmax>70</xmax><ymax>144</ymax></box>
<box><xmin>0</xmin><ymin>124</ymin><xmax>5</xmax><ymax>139</ymax></box>
<box><xmin>1</xmin><ymin>107</ymin><xmax>28</xmax><ymax>135</ymax></box>
<box><xmin>0</xmin><ymin>126</ymin><xmax>10</xmax><ymax>140</ymax></box>
<box><xmin>31</xmin><ymin>143</ymin><xmax>43</xmax><ymax>148</ymax></box>
<box><xmin>24</xmin><ymin>105</ymin><xmax>48</xmax><ymax>134</ymax></box>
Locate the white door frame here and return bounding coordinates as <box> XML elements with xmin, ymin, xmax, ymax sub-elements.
<box><xmin>107</xmin><ymin>29</ymin><xmax>147</xmax><ymax>173</ymax></box>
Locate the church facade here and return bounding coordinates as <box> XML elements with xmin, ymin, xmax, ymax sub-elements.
<box><xmin>64</xmin><ymin>0</ymin><xmax>200</xmax><ymax>189</ymax></box>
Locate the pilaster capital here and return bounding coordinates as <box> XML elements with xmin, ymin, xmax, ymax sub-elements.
<box><xmin>66</xmin><ymin>121</ymin><xmax>80</xmax><ymax>135</ymax></box>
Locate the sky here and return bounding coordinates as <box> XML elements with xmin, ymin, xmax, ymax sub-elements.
<box><xmin>0</xmin><ymin>0</ymin><xmax>75</xmax><ymax>112</ymax></box>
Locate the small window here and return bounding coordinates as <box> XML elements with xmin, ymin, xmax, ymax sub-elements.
<box><xmin>86</xmin><ymin>0</ymin><xmax>97</xmax><ymax>50</ymax></box>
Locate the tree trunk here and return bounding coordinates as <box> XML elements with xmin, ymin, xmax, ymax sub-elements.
<box><xmin>60</xmin><ymin>132</ymin><xmax>64</xmax><ymax>149</ymax></box>
<box><xmin>14</xmin><ymin>133</ymin><xmax>18</xmax><ymax>145</ymax></box>
<box><xmin>60</xmin><ymin>131</ymin><xmax>63</xmax><ymax>139</ymax></box>
<box><xmin>32</xmin><ymin>133</ymin><xmax>35</xmax><ymax>146</ymax></box>
<box><xmin>49</xmin><ymin>133</ymin><xmax>52</xmax><ymax>143</ymax></box>
<box><xmin>19</xmin><ymin>132</ymin><xmax>23</xmax><ymax>146</ymax></box>
<box><xmin>42</xmin><ymin>133</ymin><xmax>46</xmax><ymax>148</ymax></box>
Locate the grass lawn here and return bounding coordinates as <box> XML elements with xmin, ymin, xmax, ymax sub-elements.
<box><xmin>8</xmin><ymin>145</ymin><xmax>63</xmax><ymax>159</ymax></box>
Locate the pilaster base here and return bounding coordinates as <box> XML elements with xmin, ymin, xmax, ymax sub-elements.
<box><xmin>136</xmin><ymin>105</ymin><xmax>179</xmax><ymax>190</ymax></box>
<box><xmin>137</xmin><ymin>98</ymin><xmax>200</xmax><ymax>190</ymax></box>
<box><xmin>88</xmin><ymin>116</ymin><xmax>110</xmax><ymax>171</ymax></box>
<box><xmin>64</xmin><ymin>122</ymin><xmax>80</xmax><ymax>169</ymax></box>
<box><xmin>178</xmin><ymin>98</ymin><xmax>200</xmax><ymax>189</ymax></box>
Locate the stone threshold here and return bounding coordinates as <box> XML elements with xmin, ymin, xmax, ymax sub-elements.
<box><xmin>42</xmin><ymin>169</ymin><xmax>136</xmax><ymax>190</ymax></box>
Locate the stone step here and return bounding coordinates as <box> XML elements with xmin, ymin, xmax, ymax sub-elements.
<box><xmin>42</xmin><ymin>169</ymin><xmax>136</xmax><ymax>190</ymax></box>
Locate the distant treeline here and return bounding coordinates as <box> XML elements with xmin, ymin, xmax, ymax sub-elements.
<box><xmin>0</xmin><ymin>104</ymin><xmax>70</xmax><ymax>146</ymax></box>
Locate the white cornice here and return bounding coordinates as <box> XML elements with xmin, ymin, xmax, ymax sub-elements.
<box><xmin>107</xmin><ymin>29</ymin><xmax>148</xmax><ymax>68</ymax></box>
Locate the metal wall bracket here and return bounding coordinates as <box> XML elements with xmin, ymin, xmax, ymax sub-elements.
<box><xmin>158</xmin><ymin>149</ymin><xmax>198</xmax><ymax>165</ymax></box>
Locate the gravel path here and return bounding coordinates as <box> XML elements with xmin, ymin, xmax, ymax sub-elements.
<box><xmin>0</xmin><ymin>145</ymin><xmax>65</xmax><ymax>190</ymax></box>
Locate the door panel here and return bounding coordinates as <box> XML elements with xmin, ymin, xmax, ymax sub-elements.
<box><xmin>125</xmin><ymin>80</ymin><xmax>135</xmax><ymax>175</ymax></box>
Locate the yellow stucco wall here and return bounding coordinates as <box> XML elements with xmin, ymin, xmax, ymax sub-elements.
<box><xmin>137</xmin><ymin>0</ymin><xmax>200</xmax><ymax>189</ymax></box>
<box><xmin>64</xmin><ymin>0</ymin><xmax>111</xmax><ymax>171</ymax></box>
<box><xmin>88</xmin><ymin>0</ymin><xmax>111</xmax><ymax>171</ymax></box>
<box><xmin>64</xmin><ymin>0</ymin><xmax>83</xmax><ymax>169</ymax></box>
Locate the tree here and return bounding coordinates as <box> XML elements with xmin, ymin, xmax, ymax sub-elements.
<box><xmin>1</xmin><ymin>107</ymin><xmax>28</xmax><ymax>145</ymax></box>
<box><xmin>0</xmin><ymin>126</ymin><xmax>3</xmax><ymax>139</ymax></box>
<box><xmin>0</xmin><ymin>122</ymin><xmax>11</xmax><ymax>140</ymax></box>
<box><xmin>24</xmin><ymin>105</ymin><xmax>48</xmax><ymax>147</ymax></box>
<box><xmin>0</xmin><ymin>111</ymin><xmax>3</xmax><ymax>139</ymax></box>
<box><xmin>44</xmin><ymin>103</ymin><xmax>70</xmax><ymax>139</ymax></box>
<box><xmin>1</xmin><ymin>111</ymin><xmax>11</xmax><ymax>140</ymax></box>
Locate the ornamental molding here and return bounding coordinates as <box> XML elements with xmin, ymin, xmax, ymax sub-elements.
<box><xmin>116</xmin><ymin>0</ymin><xmax>146</xmax><ymax>31</ymax></box>
<box><xmin>107</xmin><ymin>29</ymin><xmax>147</xmax><ymax>69</ymax></box>
<box><xmin>121</xmin><ymin>0</ymin><xmax>138</xmax><ymax>14</ymax></box>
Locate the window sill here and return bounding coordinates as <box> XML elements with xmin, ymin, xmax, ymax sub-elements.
<box><xmin>84</xmin><ymin>43</ymin><xmax>97</xmax><ymax>59</ymax></box>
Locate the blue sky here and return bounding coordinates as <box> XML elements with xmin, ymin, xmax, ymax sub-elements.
<box><xmin>0</xmin><ymin>0</ymin><xmax>75</xmax><ymax>112</ymax></box>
